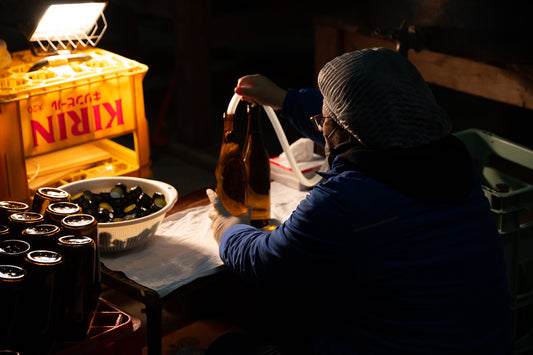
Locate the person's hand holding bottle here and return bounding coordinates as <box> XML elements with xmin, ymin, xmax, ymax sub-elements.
<box><xmin>235</xmin><ymin>74</ymin><xmax>287</xmax><ymax>111</ymax></box>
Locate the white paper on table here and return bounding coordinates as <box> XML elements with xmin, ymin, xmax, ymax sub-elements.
<box><xmin>101</xmin><ymin>181</ymin><xmax>309</xmax><ymax>297</ymax></box>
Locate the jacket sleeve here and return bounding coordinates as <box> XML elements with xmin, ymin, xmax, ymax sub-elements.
<box><xmin>219</xmin><ymin>225</ymin><xmax>321</xmax><ymax>289</ymax></box>
<box><xmin>218</xmin><ymin>186</ymin><xmax>340</xmax><ymax>290</ymax></box>
<box><xmin>280</xmin><ymin>88</ymin><xmax>325</xmax><ymax>147</ymax></box>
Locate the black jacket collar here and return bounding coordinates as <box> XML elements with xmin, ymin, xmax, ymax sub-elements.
<box><xmin>331</xmin><ymin>134</ymin><xmax>474</xmax><ymax>204</ymax></box>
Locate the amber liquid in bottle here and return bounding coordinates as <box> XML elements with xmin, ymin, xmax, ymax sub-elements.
<box><xmin>243</xmin><ymin>104</ymin><xmax>270</xmax><ymax>228</ymax></box>
<box><xmin>215</xmin><ymin>112</ymin><xmax>247</xmax><ymax>216</ymax></box>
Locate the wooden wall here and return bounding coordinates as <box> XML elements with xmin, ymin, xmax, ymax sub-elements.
<box><xmin>314</xmin><ymin>18</ymin><xmax>533</xmax><ymax>112</ymax></box>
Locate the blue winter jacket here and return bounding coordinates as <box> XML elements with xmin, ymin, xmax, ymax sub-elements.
<box><xmin>219</xmin><ymin>89</ymin><xmax>514</xmax><ymax>354</ymax></box>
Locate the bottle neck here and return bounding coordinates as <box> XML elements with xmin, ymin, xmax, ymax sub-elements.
<box><xmin>222</xmin><ymin>112</ymin><xmax>238</xmax><ymax>142</ymax></box>
<box><xmin>223</xmin><ymin>112</ymin><xmax>235</xmax><ymax>133</ymax></box>
<box><xmin>247</xmin><ymin>105</ymin><xmax>261</xmax><ymax>133</ymax></box>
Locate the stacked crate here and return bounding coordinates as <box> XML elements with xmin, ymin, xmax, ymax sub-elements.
<box><xmin>54</xmin><ymin>297</ymin><xmax>142</xmax><ymax>355</ymax></box>
<box><xmin>0</xmin><ymin>48</ymin><xmax>151</xmax><ymax>202</ymax></box>
<box><xmin>456</xmin><ymin>129</ymin><xmax>533</xmax><ymax>353</ymax></box>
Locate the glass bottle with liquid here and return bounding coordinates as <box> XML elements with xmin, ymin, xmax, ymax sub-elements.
<box><xmin>242</xmin><ymin>104</ymin><xmax>270</xmax><ymax>227</ymax></box>
<box><xmin>215</xmin><ymin>112</ymin><xmax>247</xmax><ymax>216</ymax></box>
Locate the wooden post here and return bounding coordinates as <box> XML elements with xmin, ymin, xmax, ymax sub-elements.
<box><xmin>173</xmin><ymin>0</ymin><xmax>213</xmax><ymax>147</ymax></box>
<box><xmin>314</xmin><ymin>19</ymin><xmax>345</xmax><ymax>79</ymax></box>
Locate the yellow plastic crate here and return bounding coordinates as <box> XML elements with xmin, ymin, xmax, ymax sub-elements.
<box><xmin>0</xmin><ymin>48</ymin><xmax>151</xmax><ymax>202</ymax></box>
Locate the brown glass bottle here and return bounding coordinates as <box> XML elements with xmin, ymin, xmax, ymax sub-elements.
<box><xmin>61</xmin><ymin>214</ymin><xmax>100</xmax><ymax>315</ymax></box>
<box><xmin>23</xmin><ymin>250</ymin><xmax>63</xmax><ymax>354</ymax></box>
<box><xmin>0</xmin><ymin>201</ymin><xmax>29</xmax><ymax>226</ymax></box>
<box><xmin>44</xmin><ymin>201</ymin><xmax>81</xmax><ymax>227</ymax></box>
<box><xmin>215</xmin><ymin>112</ymin><xmax>247</xmax><ymax>216</ymax></box>
<box><xmin>31</xmin><ymin>187</ymin><xmax>71</xmax><ymax>215</ymax></box>
<box><xmin>55</xmin><ymin>235</ymin><xmax>97</xmax><ymax>342</ymax></box>
<box><xmin>21</xmin><ymin>224</ymin><xmax>61</xmax><ymax>251</ymax></box>
<box><xmin>8</xmin><ymin>212</ymin><xmax>44</xmax><ymax>238</ymax></box>
<box><xmin>242</xmin><ymin>104</ymin><xmax>270</xmax><ymax>228</ymax></box>
<box><xmin>0</xmin><ymin>265</ymin><xmax>27</xmax><ymax>352</ymax></box>
<box><xmin>0</xmin><ymin>225</ymin><xmax>9</xmax><ymax>241</ymax></box>
<box><xmin>0</xmin><ymin>239</ymin><xmax>31</xmax><ymax>265</ymax></box>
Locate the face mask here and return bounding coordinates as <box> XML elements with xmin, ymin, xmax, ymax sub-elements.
<box><xmin>327</xmin><ymin>145</ymin><xmax>339</xmax><ymax>169</ymax></box>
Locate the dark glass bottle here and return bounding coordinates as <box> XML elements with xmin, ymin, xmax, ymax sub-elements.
<box><xmin>242</xmin><ymin>104</ymin><xmax>270</xmax><ymax>228</ymax></box>
<box><xmin>0</xmin><ymin>265</ymin><xmax>27</xmax><ymax>352</ymax></box>
<box><xmin>215</xmin><ymin>112</ymin><xmax>247</xmax><ymax>216</ymax></box>
<box><xmin>0</xmin><ymin>225</ymin><xmax>9</xmax><ymax>241</ymax></box>
<box><xmin>0</xmin><ymin>239</ymin><xmax>31</xmax><ymax>265</ymax></box>
<box><xmin>0</xmin><ymin>201</ymin><xmax>29</xmax><ymax>226</ymax></box>
<box><xmin>22</xmin><ymin>251</ymin><xmax>63</xmax><ymax>354</ymax></box>
<box><xmin>61</xmin><ymin>214</ymin><xmax>100</xmax><ymax>316</ymax></box>
<box><xmin>44</xmin><ymin>201</ymin><xmax>81</xmax><ymax>227</ymax></box>
<box><xmin>55</xmin><ymin>235</ymin><xmax>97</xmax><ymax>342</ymax></box>
<box><xmin>31</xmin><ymin>187</ymin><xmax>70</xmax><ymax>215</ymax></box>
<box><xmin>8</xmin><ymin>212</ymin><xmax>44</xmax><ymax>238</ymax></box>
<box><xmin>21</xmin><ymin>224</ymin><xmax>61</xmax><ymax>251</ymax></box>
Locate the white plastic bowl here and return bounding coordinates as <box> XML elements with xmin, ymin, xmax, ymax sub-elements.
<box><xmin>60</xmin><ymin>177</ymin><xmax>178</xmax><ymax>254</ymax></box>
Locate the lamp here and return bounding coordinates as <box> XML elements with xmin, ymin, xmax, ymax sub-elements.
<box><xmin>28</xmin><ymin>2</ymin><xmax>107</xmax><ymax>56</ymax></box>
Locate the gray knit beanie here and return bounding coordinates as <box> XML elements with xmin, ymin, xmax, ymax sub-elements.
<box><xmin>318</xmin><ymin>47</ymin><xmax>451</xmax><ymax>149</ymax></box>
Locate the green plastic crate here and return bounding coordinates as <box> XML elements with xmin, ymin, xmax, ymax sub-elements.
<box><xmin>455</xmin><ymin>129</ymin><xmax>533</xmax><ymax>352</ymax></box>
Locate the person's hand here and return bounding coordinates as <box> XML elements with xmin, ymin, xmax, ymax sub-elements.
<box><xmin>206</xmin><ymin>189</ymin><xmax>250</xmax><ymax>244</ymax></box>
<box><xmin>235</xmin><ymin>74</ymin><xmax>287</xmax><ymax>111</ymax></box>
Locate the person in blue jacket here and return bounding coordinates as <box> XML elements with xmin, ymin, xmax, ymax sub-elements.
<box><xmin>206</xmin><ymin>47</ymin><xmax>513</xmax><ymax>354</ymax></box>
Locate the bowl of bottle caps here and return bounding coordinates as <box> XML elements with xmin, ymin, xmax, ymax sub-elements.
<box><xmin>60</xmin><ymin>177</ymin><xmax>178</xmax><ymax>253</ymax></box>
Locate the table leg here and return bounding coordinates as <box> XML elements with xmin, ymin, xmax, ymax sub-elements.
<box><xmin>144</xmin><ymin>301</ymin><xmax>163</xmax><ymax>355</ymax></box>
